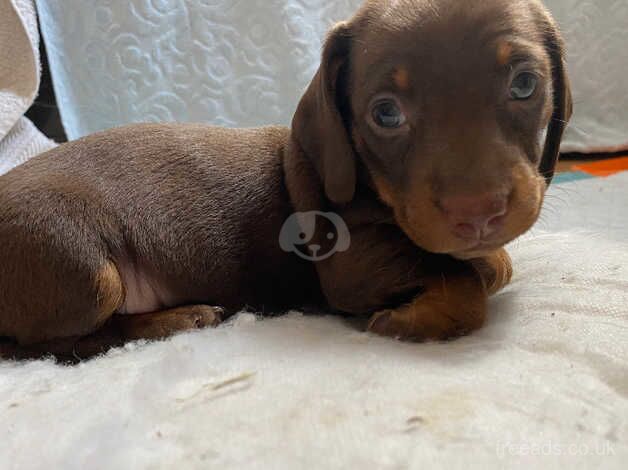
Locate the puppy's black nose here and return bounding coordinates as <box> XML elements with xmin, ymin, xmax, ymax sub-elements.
<box><xmin>440</xmin><ymin>192</ymin><xmax>508</xmax><ymax>241</ymax></box>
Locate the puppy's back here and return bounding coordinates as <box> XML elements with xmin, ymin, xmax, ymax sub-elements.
<box><xmin>0</xmin><ymin>123</ymin><xmax>318</xmax><ymax>317</ymax></box>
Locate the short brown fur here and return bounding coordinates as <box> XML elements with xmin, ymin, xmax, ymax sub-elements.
<box><xmin>0</xmin><ymin>0</ymin><xmax>571</xmax><ymax>360</ymax></box>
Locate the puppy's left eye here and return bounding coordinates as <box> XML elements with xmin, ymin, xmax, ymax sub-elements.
<box><xmin>371</xmin><ymin>99</ymin><xmax>407</xmax><ymax>128</ymax></box>
<box><xmin>510</xmin><ymin>72</ymin><xmax>538</xmax><ymax>100</ymax></box>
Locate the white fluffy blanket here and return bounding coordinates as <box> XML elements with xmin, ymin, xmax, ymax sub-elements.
<box><xmin>2</xmin><ymin>173</ymin><xmax>627</xmax><ymax>469</ymax></box>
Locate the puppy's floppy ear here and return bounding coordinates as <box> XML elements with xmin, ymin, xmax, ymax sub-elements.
<box><xmin>539</xmin><ymin>14</ymin><xmax>573</xmax><ymax>185</ymax></box>
<box><xmin>291</xmin><ymin>22</ymin><xmax>356</xmax><ymax>205</ymax></box>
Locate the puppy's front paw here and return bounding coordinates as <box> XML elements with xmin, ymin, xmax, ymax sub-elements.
<box><xmin>367</xmin><ymin>304</ymin><xmax>480</xmax><ymax>341</ymax></box>
<box><xmin>367</xmin><ymin>270</ymin><xmax>487</xmax><ymax>341</ymax></box>
<box><xmin>471</xmin><ymin>248</ymin><xmax>513</xmax><ymax>296</ymax></box>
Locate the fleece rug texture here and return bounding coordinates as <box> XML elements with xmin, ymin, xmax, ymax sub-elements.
<box><xmin>1</xmin><ymin>173</ymin><xmax>627</xmax><ymax>470</ymax></box>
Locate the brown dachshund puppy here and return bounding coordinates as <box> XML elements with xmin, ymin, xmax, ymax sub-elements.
<box><xmin>0</xmin><ymin>0</ymin><xmax>571</xmax><ymax>360</ymax></box>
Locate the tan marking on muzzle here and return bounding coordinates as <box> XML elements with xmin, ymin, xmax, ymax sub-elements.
<box><xmin>372</xmin><ymin>174</ymin><xmax>398</xmax><ymax>207</ymax></box>
<box><xmin>393</xmin><ymin>67</ymin><xmax>410</xmax><ymax>90</ymax></box>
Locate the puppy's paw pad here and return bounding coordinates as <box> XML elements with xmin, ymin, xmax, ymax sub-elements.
<box><xmin>187</xmin><ymin>306</ymin><xmax>224</xmax><ymax>329</ymax></box>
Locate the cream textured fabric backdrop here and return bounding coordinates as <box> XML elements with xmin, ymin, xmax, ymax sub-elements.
<box><xmin>544</xmin><ymin>0</ymin><xmax>628</xmax><ymax>152</ymax></box>
<box><xmin>36</xmin><ymin>0</ymin><xmax>359</xmax><ymax>139</ymax></box>
<box><xmin>36</xmin><ymin>0</ymin><xmax>628</xmax><ymax>152</ymax></box>
<box><xmin>0</xmin><ymin>0</ymin><xmax>55</xmax><ymax>173</ymax></box>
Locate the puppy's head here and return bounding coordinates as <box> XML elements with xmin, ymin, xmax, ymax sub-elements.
<box><xmin>292</xmin><ymin>0</ymin><xmax>572</xmax><ymax>259</ymax></box>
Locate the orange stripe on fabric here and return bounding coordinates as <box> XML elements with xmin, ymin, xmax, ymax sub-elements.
<box><xmin>574</xmin><ymin>156</ymin><xmax>628</xmax><ymax>177</ymax></box>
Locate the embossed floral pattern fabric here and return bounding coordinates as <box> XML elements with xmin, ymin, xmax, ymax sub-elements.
<box><xmin>36</xmin><ymin>0</ymin><xmax>361</xmax><ymax>139</ymax></box>
<box><xmin>37</xmin><ymin>0</ymin><xmax>628</xmax><ymax>152</ymax></box>
<box><xmin>544</xmin><ymin>0</ymin><xmax>628</xmax><ymax>152</ymax></box>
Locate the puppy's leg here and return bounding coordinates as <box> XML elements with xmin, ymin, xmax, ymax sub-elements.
<box><xmin>469</xmin><ymin>248</ymin><xmax>513</xmax><ymax>296</ymax></box>
<box><xmin>70</xmin><ymin>305</ymin><xmax>223</xmax><ymax>359</ymax></box>
<box><xmin>0</xmin><ymin>257</ymin><xmax>125</xmax><ymax>345</ymax></box>
<box><xmin>368</xmin><ymin>263</ymin><xmax>487</xmax><ymax>341</ymax></box>
<box><xmin>0</xmin><ymin>256</ymin><xmax>124</xmax><ymax>360</ymax></box>
<box><xmin>113</xmin><ymin>305</ymin><xmax>224</xmax><ymax>341</ymax></box>
<box><xmin>1</xmin><ymin>305</ymin><xmax>224</xmax><ymax>361</ymax></box>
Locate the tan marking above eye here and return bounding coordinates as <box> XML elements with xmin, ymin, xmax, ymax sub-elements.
<box><xmin>497</xmin><ymin>42</ymin><xmax>513</xmax><ymax>66</ymax></box>
<box><xmin>393</xmin><ymin>67</ymin><xmax>410</xmax><ymax>90</ymax></box>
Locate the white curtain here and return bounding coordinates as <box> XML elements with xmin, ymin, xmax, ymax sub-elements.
<box><xmin>37</xmin><ymin>0</ymin><xmax>628</xmax><ymax>153</ymax></box>
<box><xmin>544</xmin><ymin>0</ymin><xmax>628</xmax><ymax>152</ymax></box>
<box><xmin>36</xmin><ymin>0</ymin><xmax>361</xmax><ymax>140</ymax></box>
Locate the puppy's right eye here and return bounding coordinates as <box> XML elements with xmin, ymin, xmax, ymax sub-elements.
<box><xmin>371</xmin><ymin>99</ymin><xmax>407</xmax><ymax>129</ymax></box>
<box><xmin>510</xmin><ymin>72</ymin><xmax>538</xmax><ymax>100</ymax></box>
